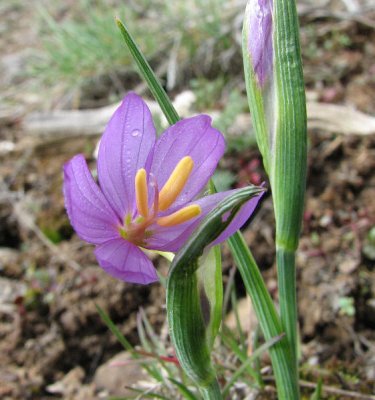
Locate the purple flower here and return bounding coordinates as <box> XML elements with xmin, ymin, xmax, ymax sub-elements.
<box><xmin>247</xmin><ymin>0</ymin><xmax>273</xmax><ymax>86</ymax></box>
<box><xmin>63</xmin><ymin>93</ymin><xmax>262</xmax><ymax>284</ymax></box>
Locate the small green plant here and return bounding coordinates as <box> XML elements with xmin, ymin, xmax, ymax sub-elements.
<box><xmin>337</xmin><ymin>296</ymin><xmax>355</xmax><ymax>317</ymax></box>
<box><xmin>31</xmin><ymin>0</ymin><xmax>158</xmax><ymax>91</ymax></box>
<box><xmin>363</xmin><ymin>226</ymin><xmax>375</xmax><ymax>261</ymax></box>
<box><xmin>31</xmin><ymin>0</ymin><xmax>244</xmax><ymax>100</ymax></box>
<box><xmin>41</xmin><ymin>227</ymin><xmax>63</xmax><ymax>244</ymax></box>
<box><xmin>24</xmin><ymin>265</ymin><xmax>55</xmax><ymax>310</ymax></box>
<box><xmin>191</xmin><ymin>77</ymin><xmax>226</xmax><ymax>110</ymax></box>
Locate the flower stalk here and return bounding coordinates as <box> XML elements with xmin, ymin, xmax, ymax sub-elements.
<box><xmin>273</xmin><ymin>1</ymin><xmax>306</xmax><ymax>391</ymax></box>
<box><xmin>243</xmin><ymin>0</ymin><xmax>307</xmax><ymax>398</ymax></box>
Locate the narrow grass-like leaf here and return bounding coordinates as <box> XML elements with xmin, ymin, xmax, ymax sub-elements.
<box><xmin>252</xmin><ymin>326</ymin><xmax>264</xmax><ymax>388</ymax></box>
<box><xmin>138</xmin><ymin>310</ymin><xmax>175</xmax><ymax>379</ymax></box>
<box><xmin>222</xmin><ymin>333</ymin><xmax>284</xmax><ymax>397</ymax></box>
<box><xmin>196</xmin><ymin>245</ymin><xmax>223</xmax><ymax>349</ymax></box>
<box><xmin>168</xmin><ymin>378</ymin><xmax>198</xmax><ymax>400</ymax></box>
<box><xmin>220</xmin><ymin>327</ymin><xmax>258</xmax><ymax>381</ymax></box>
<box><xmin>139</xmin><ymin>308</ymin><xmax>165</xmax><ymax>353</ymax></box>
<box><xmin>227</xmin><ymin>233</ymin><xmax>299</xmax><ymax>398</ymax></box>
<box><xmin>116</xmin><ymin>18</ymin><xmax>179</xmax><ymax>126</ymax></box>
<box><xmin>96</xmin><ymin>304</ymin><xmax>133</xmax><ymax>351</ymax></box>
<box><xmin>96</xmin><ymin>304</ymin><xmax>164</xmax><ymax>383</ymax></box>
<box><xmin>310</xmin><ymin>377</ymin><xmax>323</xmax><ymax>400</ymax></box>
<box><xmin>114</xmin><ymin>387</ymin><xmax>169</xmax><ymax>399</ymax></box>
<box><xmin>230</xmin><ymin>288</ymin><xmax>246</xmax><ymax>350</ymax></box>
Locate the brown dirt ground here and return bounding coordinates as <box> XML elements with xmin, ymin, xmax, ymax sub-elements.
<box><xmin>0</xmin><ymin>1</ymin><xmax>374</xmax><ymax>399</ymax></box>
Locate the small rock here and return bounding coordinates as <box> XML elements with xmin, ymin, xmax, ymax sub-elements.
<box><xmin>0</xmin><ymin>276</ymin><xmax>26</xmax><ymax>306</ymax></box>
<box><xmin>0</xmin><ymin>247</ymin><xmax>19</xmax><ymax>272</ymax></box>
<box><xmin>94</xmin><ymin>351</ymin><xmax>148</xmax><ymax>396</ymax></box>
<box><xmin>319</xmin><ymin>214</ymin><xmax>332</xmax><ymax>227</ymax></box>
<box><xmin>0</xmin><ymin>141</ymin><xmax>15</xmax><ymax>156</ymax></box>
<box><xmin>339</xmin><ymin>259</ymin><xmax>358</xmax><ymax>274</ymax></box>
<box><xmin>225</xmin><ymin>297</ymin><xmax>258</xmax><ymax>334</ymax></box>
<box><xmin>173</xmin><ymin>90</ymin><xmax>196</xmax><ymax>117</ymax></box>
<box><xmin>46</xmin><ymin>367</ymin><xmax>95</xmax><ymax>400</ymax></box>
<box><xmin>46</xmin><ymin>366</ymin><xmax>84</xmax><ymax>394</ymax></box>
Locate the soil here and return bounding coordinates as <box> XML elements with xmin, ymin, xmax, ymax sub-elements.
<box><xmin>0</xmin><ymin>1</ymin><xmax>374</xmax><ymax>399</ymax></box>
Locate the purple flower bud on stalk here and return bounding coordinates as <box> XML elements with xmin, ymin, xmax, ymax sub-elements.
<box><xmin>63</xmin><ymin>93</ymin><xmax>263</xmax><ymax>285</ymax></box>
<box><xmin>247</xmin><ymin>0</ymin><xmax>273</xmax><ymax>86</ymax></box>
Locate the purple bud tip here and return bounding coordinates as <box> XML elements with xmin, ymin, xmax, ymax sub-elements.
<box><xmin>247</xmin><ymin>0</ymin><xmax>273</xmax><ymax>86</ymax></box>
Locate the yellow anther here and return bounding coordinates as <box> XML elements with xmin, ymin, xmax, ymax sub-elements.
<box><xmin>135</xmin><ymin>168</ymin><xmax>149</xmax><ymax>218</ymax></box>
<box><xmin>158</xmin><ymin>156</ymin><xmax>194</xmax><ymax>211</ymax></box>
<box><xmin>157</xmin><ymin>204</ymin><xmax>201</xmax><ymax>227</ymax></box>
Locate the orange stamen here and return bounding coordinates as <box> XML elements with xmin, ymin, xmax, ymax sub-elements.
<box><xmin>135</xmin><ymin>169</ymin><xmax>149</xmax><ymax>218</ymax></box>
<box><xmin>156</xmin><ymin>204</ymin><xmax>201</xmax><ymax>227</ymax></box>
<box><xmin>158</xmin><ymin>156</ymin><xmax>194</xmax><ymax>211</ymax></box>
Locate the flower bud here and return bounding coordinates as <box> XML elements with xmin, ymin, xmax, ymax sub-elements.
<box><xmin>243</xmin><ymin>0</ymin><xmax>307</xmax><ymax>251</ymax></box>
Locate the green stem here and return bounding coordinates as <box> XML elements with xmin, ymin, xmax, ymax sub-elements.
<box><xmin>228</xmin><ymin>232</ymin><xmax>299</xmax><ymax>400</ymax></box>
<box><xmin>276</xmin><ymin>247</ymin><xmax>299</xmax><ymax>388</ymax></box>
<box><xmin>201</xmin><ymin>379</ymin><xmax>222</xmax><ymax>400</ymax></box>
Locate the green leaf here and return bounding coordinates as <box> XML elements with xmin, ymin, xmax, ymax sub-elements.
<box><xmin>167</xmin><ymin>186</ymin><xmax>263</xmax><ymax>396</ymax></box>
<box><xmin>168</xmin><ymin>378</ymin><xmax>199</xmax><ymax>400</ymax></box>
<box><xmin>96</xmin><ymin>304</ymin><xmax>133</xmax><ymax>351</ymax></box>
<box><xmin>220</xmin><ymin>326</ymin><xmax>258</xmax><ymax>382</ymax></box>
<box><xmin>310</xmin><ymin>377</ymin><xmax>323</xmax><ymax>400</ymax></box>
<box><xmin>222</xmin><ymin>332</ymin><xmax>285</xmax><ymax>397</ymax></box>
<box><xmin>196</xmin><ymin>245</ymin><xmax>223</xmax><ymax>349</ymax></box>
<box><xmin>227</xmin><ymin>233</ymin><xmax>299</xmax><ymax>399</ymax></box>
<box><xmin>116</xmin><ymin>18</ymin><xmax>179</xmax><ymax>126</ymax></box>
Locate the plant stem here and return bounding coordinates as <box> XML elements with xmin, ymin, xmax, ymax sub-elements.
<box><xmin>228</xmin><ymin>232</ymin><xmax>299</xmax><ymax>400</ymax></box>
<box><xmin>201</xmin><ymin>379</ymin><xmax>222</xmax><ymax>400</ymax></box>
<box><xmin>276</xmin><ymin>247</ymin><xmax>299</xmax><ymax>387</ymax></box>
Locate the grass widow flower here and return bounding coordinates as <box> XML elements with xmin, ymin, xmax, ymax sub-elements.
<box><xmin>63</xmin><ymin>93</ymin><xmax>262</xmax><ymax>284</ymax></box>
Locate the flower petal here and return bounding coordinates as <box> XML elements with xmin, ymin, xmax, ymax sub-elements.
<box><xmin>247</xmin><ymin>0</ymin><xmax>273</xmax><ymax>86</ymax></box>
<box><xmin>97</xmin><ymin>93</ymin><xmax>156</xmax><ymax>220</ymax></box>
<box><xmin>63</xmin><ymin>155</ymin><xmax>120</xmax><ymax>244</ymax></box>
<box><xmin>147</xmin><ymin>189</ymin><xmax>263</xmax><ymax>252</ymax></box>
<box><xmin>210</xmin><ymin>191</ymin><xmax>264</xmax><ymax>247</ymax></box>
<box><xmin>150</xmin><ymin>115</ymin><xmax>225</xmax><ymax>209</ymax></box>
<box><xmin>95</xmin><ymin>239</ymin><xmax>158</xmax><ymax>284</ymax></box>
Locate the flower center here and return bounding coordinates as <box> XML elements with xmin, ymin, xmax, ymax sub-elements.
<box><xmin>119</xmin><ymin>156</ymin><xmax>201</xmax><ymax>246</ymax></box>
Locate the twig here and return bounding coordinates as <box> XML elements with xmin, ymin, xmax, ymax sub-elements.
<box><xmin>298</xmin><ymin>379</ymin><xmax>375</xmax><ymax>400</ymax></box>
<box><xmin>21</xmin><ymin>98</ymin><xmax>375</xmax><ymax>143</ymax></box>
<box><xmin>264</xmin><ymin>377</ymin><xmax>375</xmax><ymax>399</ymax></box>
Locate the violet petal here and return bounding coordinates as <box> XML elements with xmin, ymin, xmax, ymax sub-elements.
<box><xmin>247</xmin><ymin>0</ymin><xmax>273</xmax><ymax>86</ymax></box>
<box><xmin>97</xmin><ymin>93</ymin><xmax>156</xmax><ymax>220</ymax></box>
<box><xmin>210</xmin><ymin>191</ymin><xmax>264</xmax><ymax>246</ymax></box>
<box><xmin>148</xmin><ymin>189</ymin><xmax>263</xmax><ymax>252</ymax></box>
<box><xmin>95</xmin><ymin>238</ymin><xmax>158</xmax><ymax>284</ymax></box>
<box><xmin>63</xmin><ymin>155</ymin><xmax>120</xmax><ymax>244</ymax></box>
<box><xmin>150</xmin><ymin>115</ymin><xmax>225</xmax><ymax>209</ymax></box>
